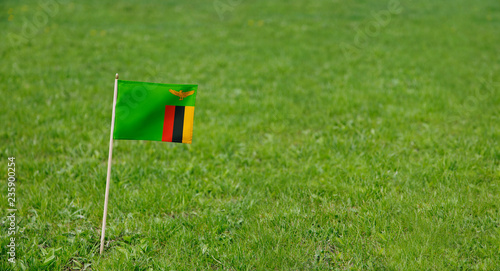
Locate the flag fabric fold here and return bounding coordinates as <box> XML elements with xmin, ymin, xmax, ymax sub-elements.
<box><xmin>113</xmin><ymin>80</ymin><xmax>197</xmax><ymax>144</ymax></box>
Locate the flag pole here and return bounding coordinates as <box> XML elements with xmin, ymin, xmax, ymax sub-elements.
<box><xmin>100</xmin><ymin>73</ymin><xmax>119</xmax><ymax>254</ymax></box>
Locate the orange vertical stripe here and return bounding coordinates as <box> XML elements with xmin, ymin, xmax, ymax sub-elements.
<box><xmin>182</xmin><ymin>106</ymin><xmax>195</xmax><ymax>144</ymax></box>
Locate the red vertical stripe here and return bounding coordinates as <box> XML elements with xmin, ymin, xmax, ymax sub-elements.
<box><xmin>162</xmin><ymin>105</ymin><xmax>176</xmax><ymax>142</ymax></box>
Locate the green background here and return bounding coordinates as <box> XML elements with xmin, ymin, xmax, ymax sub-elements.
<box><xmin>113</xmin><ymin>80</ymin><xmax>197</xmax><ymax>141</ymax></box>
<box><xmin>1</xmin><ymin>0</ymin><xmax>499</xmax><ymax>270</ymax></box>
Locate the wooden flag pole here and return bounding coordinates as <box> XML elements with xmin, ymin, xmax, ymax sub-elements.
<box><xmin>100</xmin><ymin>73</ymin><xmax>119</xmax><ymax>254</ymax></box>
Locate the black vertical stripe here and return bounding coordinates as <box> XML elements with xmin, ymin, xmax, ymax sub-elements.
<box><xmin>172</xmin><ymin>106</ymin><xmax>185</xmax><ymax>143</ymax></box>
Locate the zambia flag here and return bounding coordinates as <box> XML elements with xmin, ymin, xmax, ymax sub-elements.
<box><xmin>113</xmin><ymin>80</ymin><xmax>198</xmax><ymax>144</ymax></box>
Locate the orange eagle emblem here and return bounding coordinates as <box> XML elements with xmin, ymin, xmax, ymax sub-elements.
<box><xmin>169</xmin><ymin>89</ymin><xmax>195</xmax><ymax>100</ymax></box>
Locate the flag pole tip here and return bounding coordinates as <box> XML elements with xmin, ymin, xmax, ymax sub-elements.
<box><xmin>115</xmin><ymin>73</ymin><xmax>119</xmax><ymax>79</ymax></box>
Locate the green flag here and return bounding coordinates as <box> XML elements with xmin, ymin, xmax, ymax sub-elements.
<box><xmin>113</xmin><ymin>80</ymin><xmax>198</xmax><ymax>143</ymax></box>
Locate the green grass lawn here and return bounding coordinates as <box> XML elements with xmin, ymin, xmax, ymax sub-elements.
<box><xmin>1</xmin><ymin>0</ymin><xmax>499</xmax><ymax>269</ymax></box>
